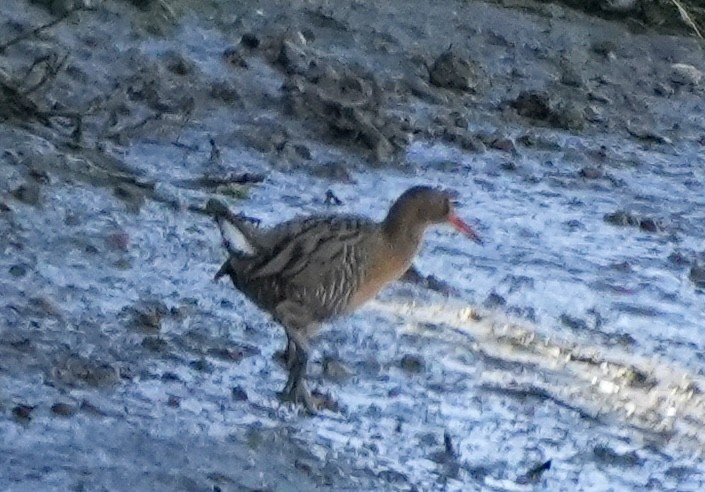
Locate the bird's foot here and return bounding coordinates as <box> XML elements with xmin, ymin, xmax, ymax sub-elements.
<box><xmin>279</xmin><ymin>383</ymin><xmax>340</xmax><ymax>414</ymax></box>
<box><xmin>279</xmin><ymin>380</ymin><xmax>322</xmax><ymax>414</ymax></box>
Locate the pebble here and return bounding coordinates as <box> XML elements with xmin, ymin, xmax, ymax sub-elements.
<box><xmin>12</xmin><ymin>404</ymin><xmax>35</xmax><ymax>421</ymax></box>
<box><xmin>400</xmin><ymin>354</ymin><xmax>424</xmax><ymax>374</ymax></box>
<box><xmin>51</xmin><ymin>402</ymin><xmax>77</xmax><ymax>417</ymax></box>
<box><xmin>11</xmin><ymin>183</ymin><xmax>41</xmax><ymax>206</ymax></box>
<box><xmin>671</xmin><ymin>63</ymin><xmax>703</xmax><ymax>86</ymax></box>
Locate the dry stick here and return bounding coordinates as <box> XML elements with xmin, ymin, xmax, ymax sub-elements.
<box><xmin>104</xmin><ymin>113</ymin><xmax>163</xmax><ymax>141</ymax></box>
<box><xmin>22</xmin><ymin>53</ymin><xmax>69</xmax><ymax>95</ymax></box>
<box><xmin>671</xmin><ymin>0</ymin><xmax>704</xmax><ymax>39</ymax></box>
<box><xmin>0</xmin><ymin>6</ymin><xmax>94</xmax><ymax>53</ymax></box>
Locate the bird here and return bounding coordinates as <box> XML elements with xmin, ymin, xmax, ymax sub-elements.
<box><xmin>206</xmin><ymin>185</ymin><xmax>482</xmax><ymax>412</ymax></box>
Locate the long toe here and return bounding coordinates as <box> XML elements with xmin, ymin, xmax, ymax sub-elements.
<box><xmin>280</xmin><ymin>380</ymin><xmax>320</xmax><ymax>414</ymax></box>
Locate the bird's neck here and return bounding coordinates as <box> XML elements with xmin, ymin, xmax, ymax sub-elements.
<box><xmin>381</xmin><ymin>212</ymin><xmax>426</xmax><ymax>258</ymax></box>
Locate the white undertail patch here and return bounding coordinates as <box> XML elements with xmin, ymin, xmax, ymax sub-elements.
<box><xmin>216</xmin><ymin>216</ymin><xmax>255</xmax><ymax>255</ymax></box>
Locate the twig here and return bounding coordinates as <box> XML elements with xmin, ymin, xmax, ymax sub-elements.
<box><xmin>0</xmin><ymin>6</ymin><xmax>94</xmax><ymax>54</ymax></box>
<box><xmin>671</xmin><ymin>0</ymin><xmax>704</xmax><ymax>39</ymax></box>
<box><xmin>21</xmin><ymin>53</ymin><xmax>69</xmax><ymax>95</ymax></box>
<box><xmin>103</xmin><ymin>112</ymin><xmax>163</xmax><ymax>141</ymax></box>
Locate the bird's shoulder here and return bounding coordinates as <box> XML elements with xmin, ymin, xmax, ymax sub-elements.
<box><xmin>249</xmin><ymin>214</ymin><xmax>378</xmax><ymax>280</ymax></box>
<box><xmin>265</xmin><ymin>214</ymin><xmax>377</xmax><ymax>247</ymax></box>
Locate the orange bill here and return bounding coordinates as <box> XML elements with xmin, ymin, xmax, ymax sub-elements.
<box><xmin>448</xmin><ymin>213</ymin><xmax>483</xmax><ymax>245</ymax></box>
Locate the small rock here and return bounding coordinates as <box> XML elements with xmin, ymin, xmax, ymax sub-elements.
<box><xmin>114</xmin><ymin>257</ymin><xmax>132</xmax><ymax>269</ymax></box>
<box><xmin>400</xmin><ymin>265</ymin><xmax>457</xmax><ymax>295</ymax></box>
<box><xmin>292</xmin><ymin>143</ymin><xmax>312</xmax><ymax>160</ymax></box>
<box><xmin>323</xmin><ymin>357</ymin><xmax>352</xmax><ymax>381</ymax></box>
<box><xmin>604</xmin><ymin>210</ymin><xmax>638</xmax><ymax>227</ymax></box>
<box><xmin>550</xmin><ymin>101</ymin><xmax>585</xmax><ymax>131</ymax></box>
<box><xmin>231</xmin><ymin>386</ymin><xmax>248</xmax><ymax>401</ymax></box>
<box><xmin>517</xmin><ymin>133</ymin><xmax>561</xmax><ymax>151</ymax></box>
<box><xmin>670</xmin><ymin>63</ymin><xmax>703</xmax><ymax>86</ymax></box>
<box><xmin>604</xmin><ymin>211</ymin><xmax>663</xmax><ymax>232</ymax></box>
<box><xmin>189</xmin><ymin>358</ymin><xmax>213</xmax><ymax>372</ymax></box>
<box><xmin>584</xmin><ymin>105</ymin><xmax>604</xmax><ymax>123</ymax></box>
<box><xmin>489</xmin><ymin>137</ymin><xmax>516</xmax><ymax>153</ymax></box>
<box><xmin>429</xmin><ymin>50</ymin><xmax>482</xmax><ymax>92</ymax></box>
<box><xmin>510</xmin><ymin>91</ymin><xmax>551</xmax><ymax>120</ymax></box>
<box><xmin>64</xmin><ymin>212</ymin><xmax>80</xmax><ymax>225</ymax></box>
<box><xmin>240</xmin><ymin>33</ymin><xmax>260</xmax><ymax>49</ymax></box>
<box><xmin>210</xmin><ymin>81</ymin><xmax>240</xmax><ymax>103</ymax></box>
<box><xmin>52</xmin><ymin>356</ymin><xmax>120</xmax><ymax>387</ymax></box>
<box><xmin>388</xmin><ymin>386</ymin><xmax>403</xmax><ymax>398</ymax></box>
<box><xmin>501</xmin><ymin>160</ymin><xmax>518</xmax><ymax>172</ymax></box>
<box><xmin>9</xmin><ymin>264</ymin><xmax>28</xmax><ymax>278</ymax></box>
<box><xmin>222</xmin><ymin>46</ymin><xmax>248</xmax><ymax>68</ymax></box>
<box><xmin>161</xmin><ymin>371</ymin><xmax>181</xmax><ymax>382</ymax></box>
<box><xmin>162</xmin><ymin>50</ymin><xmax>195</xmax><ymax>76</ymax></box>
<box><xmin>11</xmin><ymin>183</ymin><xmax>41</xmax><ymax>206</ymax></box>
<box><xmin>453</xmin><ymin>115</ymin><xmax>468</xmax><ymax>128</ymax></box>
<box><xmin>689</xmin><ymin>263</ymin><xmax>705</xmax><ymax>288</ymax></box>
<box><xmin>560</xmin><ymin>314</ymin><xmax>589</xmax><ymax>331</ymax></box>
<box><xmin>79</xmin><ymin>400</ymin><xmax>108</xmax><ymax>417</ymax></box>
<box><xmin>28</xmin><ymin>167</ymin><xmax>50</xmax><ymax>183</ymax></box>
<box><xmin>127</xmin><ymin>299</ymin><xmax>169</xmax><ymax>331</ymax></box>
<box><xmin>106</xmin><ymin>231</ymin><xmax>130</xmax><ymax>252</ymax></box>
<box><xmin>654</xmin><ymin>82</ymin><xmax>675</xmax><ymax>97</ymax></box>
<box><xmin>51</xmin><ymin>402</ymin><xmax>77</xmax><ymax>417</ymax></box>
<box><xmin>142</xmin><ymin>336</ymin><xmax>168</xmax><ymax>352</ymax></box>
<box><xmin>360</xmin><ymin>358</ymin><xmax>382</xmax><ymax>375</ymax></box>
<box><xmin>580</xmin><ymin>166</ymin><xmax>604</xmax><ymax>179</ymax></box>
<box><xmin>560</xmin><ymin>63</ymin><xmax>583</xmax><ymax>87</ymax></box>
<box><xmin>591</xmin><ymin>40</ymin><xmax>617</xmax><ymax>59</ymax></box>
<box><xmin>166</xmin><ymin>395</ymin><xmax>180</xmax><ymax>408</ymax></box>
<box><xmin>517</xmin><ymin>459</ymin><xmax>552</xmax><ymax>485</ymax></box>
<box><xmin>619</xmin><ymin>366</ymin><xmax>655</xmax><ymax>388</ymax></box>
<box><xmin>593</xmin><ymin>445</ymin><xmax>643</xmax><ymax>467</ymax></box>
<box><xmin>638</xmin><ymin>217</ymin><xmax>660</xmax><ymax>233</ymax></box>
<box><xmin>12</xmin><ymin>404</ymin><xmax>35</xmax><ymax>421</ymax></box>
<box><xmin>400</xmin><ymin>354</ymin><xmax>424</xmax><ymax>374</ymax></box>
<box><xmin>483</xmin><ymin>292</ymin><xmax>506</xmax><ymax>308</ymax></box>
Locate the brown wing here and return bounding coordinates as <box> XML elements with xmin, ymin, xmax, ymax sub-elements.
<box><xmin>250</xmin><ymin>215</ymin><xmax>378</xmax><ymax>319</ymax></box>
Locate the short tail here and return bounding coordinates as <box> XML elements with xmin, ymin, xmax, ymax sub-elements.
<box><xmin>205</xmin><ymin>198</ymin><xmax>256</xmax><ymax>256</ymax></box>
<box><xmin>213</xmin><ymin>259</ymin><xmax>231</xmax><ymax>281</ymax></box>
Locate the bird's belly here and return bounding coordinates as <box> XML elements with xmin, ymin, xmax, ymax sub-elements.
<box><xmin>347</xmin><ymin>259</ymin><xmax>411</xmax><ymax>311</ymax></box>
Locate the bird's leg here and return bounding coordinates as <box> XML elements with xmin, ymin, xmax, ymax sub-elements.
<box><xmin>275</xmin><ymin>301</ymin><xmax>319</xmax><ymax>412</ymax></box>
<box><xmin>281</xmin><ymin>334</ymin><xmax>319</xmax><ymax>413</ymax></box>
<box><xmin>274</xmin><ymin>332</ymin><xmax>297</xmax><ymax>369</ymax></box>
<box><xmin>285</xmin><ymin>333</ymin><xmax>296</xmax><ymax>368</ymax></box>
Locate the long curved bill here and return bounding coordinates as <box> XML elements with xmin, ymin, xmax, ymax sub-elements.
<box><xmin>449</xmin><ymin>213</ymin><xmax>483</xmax><ymax>245</ymax></box>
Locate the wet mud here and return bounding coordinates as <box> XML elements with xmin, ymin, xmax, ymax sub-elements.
<box><xmin>1</xmin><ymin>0</ymin><xmax>705</xmax><ymax>490</ymax></box>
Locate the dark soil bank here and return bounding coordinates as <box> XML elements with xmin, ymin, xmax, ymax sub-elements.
<box><xmin>1</xmin><ymin>0</ymin><xmax>705</xmax><ymax>490</ymax></box>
